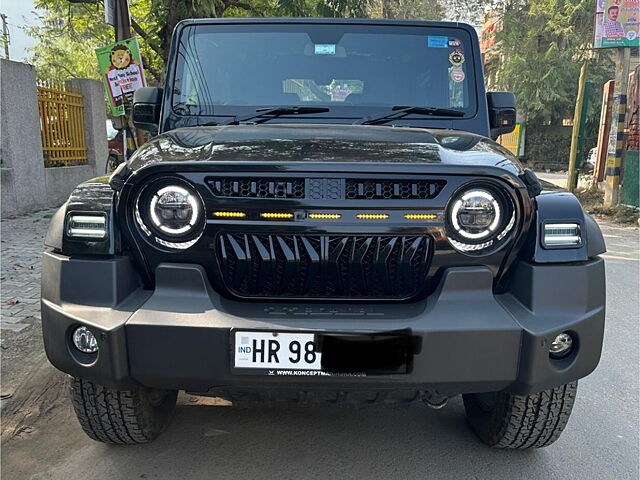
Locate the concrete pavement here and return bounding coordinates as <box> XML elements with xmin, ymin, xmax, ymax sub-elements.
<box><xmin>1</xmin><ymin>210</ymin><xmax>638</xmax><ymax>479</ymax></box>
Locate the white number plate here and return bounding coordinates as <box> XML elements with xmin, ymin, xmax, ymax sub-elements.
<box><xmin>233</xmin><ymin>331</ymin><xmax>322</xmax><ymax>370</ymax></box>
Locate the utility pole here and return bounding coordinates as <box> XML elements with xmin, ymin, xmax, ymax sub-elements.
<box><xmin>567</xmin><ymin>61</ymin><xmax>589</xmax><ymax>192</ymax></box>
<box><xmin>114</xmin><ymin>0</ymin><xmax>131</xmax><ymax>41</ymax></box>
<box><xmin>0</xmin><ymin>13</ymin><xmax>10</xmax><ymax>59</ymax></box>
<box><xmin>113</xmin><ymin>0</ymin><xmax>139</xmax><ymax>156</ymax></box>
<box><xmin>604</xmin><ymin>47</ymin><xmax>631</xmax><ymax>206</ymax></box>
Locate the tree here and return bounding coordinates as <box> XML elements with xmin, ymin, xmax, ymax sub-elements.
<box><xmin>373</xmin><ymin>0</ymin><xmax>444</xmax><ymax>21</ymax></box>
<box><xmin>493</xmin><ymin>0</ymin><xmax>614</xmax><ymax>125</ymax></box>
<box><xmin>27</xmin><ymin>0</ymin><xmax>164</xmax><ymax>82</ymax></box>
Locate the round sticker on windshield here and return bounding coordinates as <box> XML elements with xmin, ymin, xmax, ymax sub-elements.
<box><xmin>449</xmin><ymin>50</ymin><xmax>465</xmax><ymax>67</ymax></box>
<box><xmin>450</xmin><ymin>68</ymin><xmax>465</xmax><ymax>83</ymax></box>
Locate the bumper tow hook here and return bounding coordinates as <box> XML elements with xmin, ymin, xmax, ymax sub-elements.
<box><xmin>422</xmin><ymin>391</ymin><xmax>449</xmax><ymax>410</ymax></box>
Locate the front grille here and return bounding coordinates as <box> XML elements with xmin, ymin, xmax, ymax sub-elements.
<box><xmin>216</xmin><ymin>234</ymin><xmax>432</xmax><ymax>299</ymax></box>
<box><xmin>206</xmin><ymin>177</ymin><xmax>305</xmax><ymax>199</ymax></box>
<box><xmin>205</xmin><ymin>176</ymin><xmax>446</xmax><ymax>200</ymax></box>
<box><xmin>345</xmin><ymin>179</ymin><xmax>446</xmax><ymax>200</ymax></box>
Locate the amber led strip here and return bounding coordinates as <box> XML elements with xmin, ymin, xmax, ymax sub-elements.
<box><xmin>213</xmin><ymin>211</ymin><xmax>246</xmax><ymax>218</ymax></box>
<box><xmin>356</xmin><ymin>213</ymin><xmax>390</xmax><ymax>220</ymax></box>
<box><xmin>260</xmin><ymin>212</ymin><xmax>294</xmax><ymax>219</ymax></box>
<box><xmin>404</xmin><ymin>213</ymin><xmax>438</xmax><ymax>220</ymax></box>
<box><xmin>308</xmin><ymin>213</ymin><xmax>342</xmax><ymax>220</ymax></box>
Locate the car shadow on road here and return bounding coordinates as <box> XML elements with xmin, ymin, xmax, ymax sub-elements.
<box><xmin>23</xmin><ymin>396</ymin><xmax>565</xmax><ymax>480</ymax></box>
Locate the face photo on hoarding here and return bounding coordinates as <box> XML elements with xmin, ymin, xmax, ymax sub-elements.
<box><xmin>110</xmin><ymin>45</ymin><xmax>134</xmax><ymax>70</ymax></box>
<box><xmin>604</xmin><ymin>5</ymin><xmax>625</xmax><ymax>38</ymax></box>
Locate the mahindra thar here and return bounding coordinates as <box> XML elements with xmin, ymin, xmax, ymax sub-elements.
<box><xmin>41</xmin><ymin>18</ymin><xmax>606</xmax><ymax>448</ymax></box>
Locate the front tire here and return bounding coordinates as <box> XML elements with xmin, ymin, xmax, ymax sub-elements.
<box><xmin>69</xmin><ymin>377</ymin><xmax>177</xmax><ymax>444</ymax></box>
<box><xmin>462</xmin><ymin>381</ymin><xmax>577</xmax><ymax>449</ymax></box>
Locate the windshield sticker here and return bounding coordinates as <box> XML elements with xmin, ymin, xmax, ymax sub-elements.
<box><xmin>314</xmin><ymin>44</ymin><xmax>336</xmax><ymax>55</ymax></box>
<box><xmin>449</xmin><ymin>49</ymin><xmax>465</xmax><ymax>67</ymax></box>
<box><xmin>448</xmin><ymin>38</ymin><xmax>462</xmax><ymax>48</ymax></box>
<box><xmin>450</xmin><ymin>68</ymin><xmax>465</xmax><ymax>83</ymax></box>
<box><xmin>427</xmin><ymin>36</ymin><xmax>449</xmax><ymax>48</ymax></box>
<box><xmin>448</xmin><ymin>67</ymin><xmax>465</xmax><ymax>107</ymax></box>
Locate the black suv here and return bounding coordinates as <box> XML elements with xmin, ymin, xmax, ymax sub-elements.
<box><xmin>41</xmin><ymin>19</ymin><xmax>606</xmax><ymax>448</ymax></box>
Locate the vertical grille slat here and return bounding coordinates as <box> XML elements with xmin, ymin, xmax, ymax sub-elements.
<box><xmin>215</xmin><ymin>234</ymin><xmax>432</xmax><ymax>299</ymax></box>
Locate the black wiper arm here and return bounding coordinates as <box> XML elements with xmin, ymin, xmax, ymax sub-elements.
<box><xmin>353</xmin><ymin>105</ymin><xmax>465</xmax><ymax>125</ymax></box>
<box><xmin>203</xmin><ymin>106</ymin><xmax>330</xmax><ymax>127</ymax></box>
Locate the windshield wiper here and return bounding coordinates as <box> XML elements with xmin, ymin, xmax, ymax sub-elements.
<box><xmin>353</xmin><ymin>105</ymin><xmax>465</xmax><ymax>125</ymax></box>
<box><xmin>203</xmin><ymin>106</ymin><xmax>330</xmax><ymax>126</ymax></box>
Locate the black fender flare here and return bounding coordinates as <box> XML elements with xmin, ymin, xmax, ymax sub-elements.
<box><xmin>45</xmin><ymin>177</ymin><xmax>118</xmax><ymax>256</ymax></box>
<box><xmin>533</xmin><ymin>191</ymin><xmax>606</xmax><ymax>263</ymax></box>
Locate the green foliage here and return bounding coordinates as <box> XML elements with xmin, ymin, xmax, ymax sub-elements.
<box><xmin>495</xmin><ymin>0</ymin><xmax>614</xmax><ymax>124</ymax></box>
<box><xmin>374</xmin><ymin>0</ymin><xmax>444</xmax><ymax>20</ymax></box>
<box><xmin>27</xmin><ymin>0</ymin><xmax>110</xmax><ymax>81</ymax></box>
<box><xmin>522</xmin><ymin>125</ymin><xmax>572</xmax><ymax>168</ymax></box>
<box><xmin>27</xmin><ymin>0</ymin><xmax>164</xmax><ymax>83</ymax></box>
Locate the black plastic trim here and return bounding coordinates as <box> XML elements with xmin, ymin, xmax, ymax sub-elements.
<box><xmin>41</xmin><ymin>256</ymin><xmax>605</xmax><ymax>396</ymax></box>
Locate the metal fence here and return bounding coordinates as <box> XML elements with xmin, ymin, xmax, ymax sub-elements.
<box><xmin>498</xmin><ymin>122</ymin><xmax>525</xmax><ymax>157</ymax></box>
<box><xmin>37</xmin><ymin>81</ymin><xmax>88</xmax><ymax>167</ymax></box>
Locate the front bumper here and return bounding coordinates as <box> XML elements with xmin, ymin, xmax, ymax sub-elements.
<box><xmin>41</xmin><ymin>251</ymin><xmax>605</xmax><ymax>396</ymax></box>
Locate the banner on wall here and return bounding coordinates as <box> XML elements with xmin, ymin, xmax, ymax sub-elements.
<box><xmin>95</xmin><ymin>37</ymin><xmax>146</xmax><ymax>116</ymax></box>
<box><xmin>594</xmin><ymin>0</ymin><xmax>640</xmax><ymax>48</ymax></box>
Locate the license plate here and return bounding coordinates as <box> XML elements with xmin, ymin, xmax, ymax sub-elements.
<box><xmin>233</xmin><ymin>331</ymin><xmax>322</xmax><ymax>371</ymax></box>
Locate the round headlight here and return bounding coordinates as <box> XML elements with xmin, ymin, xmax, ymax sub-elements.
<box><xmin>446</xmin><ymin>184</ymin><xmax>515</xmax><ymax>253</ymax></box>
<box><xmin>150</xmin><ymin>186</ymin><xmax>199</xmax><ymax>236</ymax></box>
<box><xmin>451</xmin><ymin>190</ymin><xmax>501</xmax><ymax>240</ymax></box>
<box><xmin>135</xmin><ymin>180</ymin><xmax>204</xmax><ymax>250</ymax></box>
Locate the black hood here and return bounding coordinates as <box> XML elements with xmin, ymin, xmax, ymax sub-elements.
<box><xmin>128</xmin><ymin>124</ymin><xmax>523</xmax><ymax>175</ymax></box>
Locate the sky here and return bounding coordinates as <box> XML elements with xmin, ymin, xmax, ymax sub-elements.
<box><xmin>1</xmin><ymin>0</ymin><xmax>41</xmax><ymax>62</ymax></box>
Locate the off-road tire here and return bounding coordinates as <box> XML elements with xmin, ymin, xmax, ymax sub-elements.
<box><xmin>69</xmin><ymin>377</ymin><xmax>178</xmax><ymax>444</ymax></box>
<box><xmin>462</xmin><ymin>381</ymin><xmax>577</xmax><ymax>449</ymax></box>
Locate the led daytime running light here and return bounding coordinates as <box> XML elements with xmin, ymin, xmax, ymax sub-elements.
<box><xmin>356</xmin><ymin>213</ymin><xmax>389</xmax><ymax>220</ymax></box>
<box><xmin>404</xmin><ymin>213</ymin><xmax>438</xmax><ymax>220</ymax></box>
<box><xmin>260</xmin><ymin>212</ymin><xmax>294</xmax><ymax>219</ymax></box>
<box><xmin>308</xmin><ymin>213</ymin><xmax>342</xmax><ymax>219</ymax></box>
<box><xmin>213</xmin><ymin>211</ymin><xmax>246</xmax><ymax>218</ymax></box>
<box><xmin>67</xmin><ymin>214</ymin><xmax>107</xmax><ymax>239</ymax></box>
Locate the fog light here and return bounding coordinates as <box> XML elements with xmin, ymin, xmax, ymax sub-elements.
<box><xmin>549</xmin><ymin>332</ymin><xmax>573</xmax><ymax>359</ymax></box>
<box><xmin>73</xmin><ymin>326</ymin><xmax>98</xmax><ymax>354</ymax></box>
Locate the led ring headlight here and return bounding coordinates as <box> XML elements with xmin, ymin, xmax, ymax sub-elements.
<box><xmin>446</xmin><ymin>184</ymin><xmax>515</xmax><ymax>254</ymax></box>
<box><xmin>149</xmin><ymin>185</ymin><xmax>200</xmax><ymax>236</ymax></box>
<box><xmin>135</xmin><ymin>180</ymin><xmax>205</xmax><ymax>250</ymax></box>
<box><xmin>451</xmin><ymin>189</ymin><xmax>501</xmax><ymax>240</ymax></box>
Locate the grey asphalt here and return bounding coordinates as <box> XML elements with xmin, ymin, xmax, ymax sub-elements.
<box><xmin>1</xmin><ymin>220</ymin><xmax>638</xmax><ymax>480</ymax></box>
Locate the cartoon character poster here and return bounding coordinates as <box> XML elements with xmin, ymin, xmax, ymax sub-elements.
<box><xmin>595</xmin><ymin>0</ymin><xmax>639</xmax><ymax>48</ymax></box>
<box><xmin>96</xmin><ymin>38</ymin><xmax>146</xmax><ymax>116</ymax></box>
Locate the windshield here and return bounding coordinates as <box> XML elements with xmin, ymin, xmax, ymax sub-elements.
<box><xmin>171</xmin><ymin>23</ymin><xmax>477</xmax><ymax>119</ymax></box>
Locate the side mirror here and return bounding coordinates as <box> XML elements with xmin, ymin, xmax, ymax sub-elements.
<box><xmin>133</xmin><ymin>87</ymin><xmax>163</xmax><ymax>134</ymax></box>
<box><xmin>487</xmin><ymin>92</ymin><xmax>516</xmax><ymax>140</ymax></box>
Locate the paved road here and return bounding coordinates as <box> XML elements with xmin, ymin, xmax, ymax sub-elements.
<box><xmin>536</xmin><ymin>171</ymin><xmax>568</xmax><ymax>188</ymax></box>
<box><xmin>1</xmin><ymin>213</ymin><xmax>638</xmax><ymax>480</ymax></box>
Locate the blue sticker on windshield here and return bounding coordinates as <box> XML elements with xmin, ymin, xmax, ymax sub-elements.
<box><xmin>427</xmin><ymin>36</ymin><xmax>449</xmax><ymax>48</ymax></box>
<box><xmin>315</xmin><ymin>44</ymin><xmax>336</xmax><ymax>55</ymax></box>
